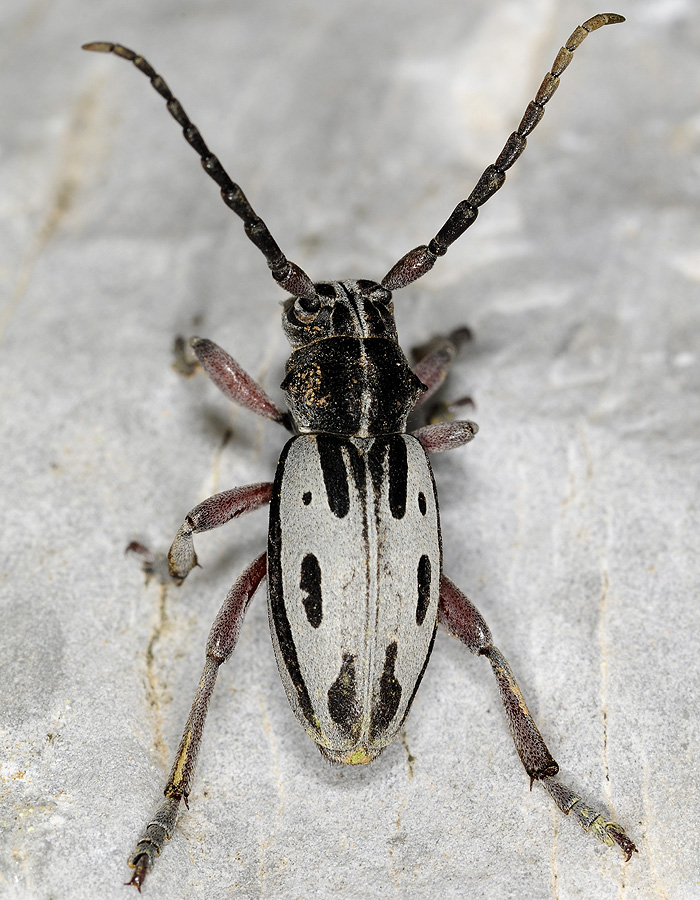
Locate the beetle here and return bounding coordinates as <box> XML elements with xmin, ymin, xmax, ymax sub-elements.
<box><xmin>83</xmin><ymin>12</ymin><xmax>636</xmax><ymax>890</ymax></box>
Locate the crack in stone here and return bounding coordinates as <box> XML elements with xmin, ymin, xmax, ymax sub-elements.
<box><xmin>599</xmin><ymin>566</ymin><xmax>612</xmax><ymax>794</ymax></box>
<box><xmin>210</xmin><ymin>428</ymin><xmax>233</xmax><ymax>494</ymax></box>
<box><xmin>2</xmin><ymin>78</ymin><xmax>106</xmax><ymax>342</ymax></box>
<box><xmin>256</xmin><ymin>689</ymin><xmax>286</xmax><ymax>892</ymax></box>
<box><xmin>641</xmin><ymin>760</ymin><xmax>670</xmax><ymax>900</ymax></box>
<box><xmin>550</xmin><ymin>815</ymin><xmax>560</xmax><ymax>900</ymax></box>
<box><xmin>144</xmin><ymin>584</ymin><xmax>170</xmax><ymax>770</ymax></box>
<box><xmin>400</xmin><ymin>730</ymin><xmax>416</xmax><ymax>780</ymax></box>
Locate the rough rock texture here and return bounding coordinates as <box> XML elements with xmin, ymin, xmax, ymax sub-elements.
<box><xmin>2</xmin><ymin>1</ymin><xmax>698</xmax><ymax>898</ymax></box>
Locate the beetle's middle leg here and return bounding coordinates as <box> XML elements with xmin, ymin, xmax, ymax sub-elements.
<box><xmin>126</xmin><ymin>552</ymin><xmax>267</xmax><ymax>891</ymax></box>
<box><xmin>410</xmin><ymin>326</ymin><xmax>478</xmax><ymax>453</ymax></box>
<box><xmin>412</xmin><ymin>327</ymin><xmax>472</xmax><ymax>410</ymax></box>
<box><xmin>438</xmin><ymin>574</ymin><xmax>637</xmax><ymax>861</ymax></box>
<box><xmin>129</xmin><ymin>481</ymin><xmax>272</xmax><ymax>583</ymax></box>
<box><xmin>168</xmin><ymin>481</ymin><xmax>273</xmax><ymax>583</ymax></box>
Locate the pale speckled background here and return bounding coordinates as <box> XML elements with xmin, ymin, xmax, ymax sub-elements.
<box><xmin>1</xmin><ymin>1</ymin><xmax>699</xmax><ymax>898</ymax></box>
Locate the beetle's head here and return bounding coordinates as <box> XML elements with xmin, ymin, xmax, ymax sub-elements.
<box><xmin>281</xmin><ymin>279</ymin><xmax>397</xmax><ymax>349</ymax></box>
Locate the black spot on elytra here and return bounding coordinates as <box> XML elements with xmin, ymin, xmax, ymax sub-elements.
<box><xmin>328</xmin><ymin>652</ymin><xmax>360</xmax><ymax>734</ymax></box>
<box><xmin>302</xmin><ymin>491</ymin><xmax>312</xmax><ymax>505</ymax></box>
<box><xmin>300</xmin><ymin>554</ymin><xmax>322</xmax><ymax>628</ymax></box>
<box><xmin>369</xmin><ymin>641</ymin><xmax>402</xmax><ymax>740</ymax></box>
<box><xmin>416</xmin><ymin>555</ymin><xmax>431</xmax><ymax>626</ymax></box>
<box><xmin>418</xmin><ymin>491</ymin><xmax>426</xmax><ymax>515</ymax></box>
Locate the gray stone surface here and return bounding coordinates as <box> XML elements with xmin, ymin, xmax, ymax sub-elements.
<box><xmin>2</xmin><ymin>1</ymin><xmax>698</xmax><ymax>898</ymax></box>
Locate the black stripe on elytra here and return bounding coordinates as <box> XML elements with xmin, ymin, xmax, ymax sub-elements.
<box><xmin>268</xmin><ymin>439</ymin><xmax>321</xmax><ymax>736</ymax></box>
<box><xmin>316</xmin><ymin>436</ymin><xmax>350</xmax><ymax>518</ymax></box>
<box><xmin>398</xmin><ymin>620</ymin><xmax>438</xmax><ymax>731</ymax></box>
<box><xmin>327</xmin><ymin>652</ymin><xmax>360</xmax><ymax>735</ymax></box>
<box><xmin>388</xmin><ymin>436</ymin><xmax>408</xmax><ymax>519</ymax></box>
<box><xmin>347</xmin><ymin>440</ymin><xmax>366</xmax><ymax>497</ymax></box>
<box><xmin>300</xmin><ymin>553</ymin><xmax>323</xmax><ymax>628</ymax></box>
<box><xmin>416</xmin><ymin>554</ymin><xmax>431</xmax><ymax>626</ymax></box>
<box><xmin>366</xmin><ymin>435</ymin><xmax>407</xmax><ymax>518</ymax></box>
<box><xmin>367</xmin><ymin>439</ymin><xmax>386</xmax><ymax>496</ymax></box>
<box><xmin>369</xmin><ymin>641</ymin><xmax>403</xmax><ymax>741</ymax></box>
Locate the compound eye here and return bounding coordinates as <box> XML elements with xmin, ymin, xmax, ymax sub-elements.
<box><xmin>293</xmin><ymin>294</ymin><xmax>321</xmax><ymax>323</ymax></box>
<box><xmin>356</xmin><ymin>280</ymin><xmax>392</xmax><ymax>306</ymax></box>
<box><xmin>374</xmin><ymin>287</ymin><xmax>393</xmax><ymax>306</ymax></box>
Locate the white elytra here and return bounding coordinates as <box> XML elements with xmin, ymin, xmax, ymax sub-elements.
<box><xmin>269</xmin><ymin>433</ymin><xmax>441</xmax><ymax>763</ymax></box>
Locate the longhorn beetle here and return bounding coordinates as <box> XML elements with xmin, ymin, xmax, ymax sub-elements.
<box><xmin>84</xmin><ymin>12</ymin><xmax>636</xmax><ymax>890</ymax></box>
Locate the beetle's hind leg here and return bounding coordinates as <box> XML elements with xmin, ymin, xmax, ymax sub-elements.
<box><xmin>438</xmin><ymin>574</ymin><xmax>637</xmax><ymax>860</ymax></box>
<box><xmin>126</xmin><ymin>553</ymin><xmax>267</xmax><ymax>891</ymax></box>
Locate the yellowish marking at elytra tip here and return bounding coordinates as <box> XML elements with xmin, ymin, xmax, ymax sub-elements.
<box><xmin>344</xmin><ymin>748</ymin><xmax>372</xmax><ymax>765</ymax></box>
<box><xmin>171</xmin><ymin>730</ymin><xmax>192</xmax><ymax>788</ymax></box>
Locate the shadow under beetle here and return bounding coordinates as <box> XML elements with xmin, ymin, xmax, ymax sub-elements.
<box><xmin>83</xmin><ymin>12</ymin><xmax>637</xmax><ymax>890</ymax></box>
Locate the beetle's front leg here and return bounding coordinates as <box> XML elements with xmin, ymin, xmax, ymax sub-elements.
<box><xmin>439</xmin><ymin>574</ymin><xmax>637</xmax><ymax>861</ymax></box>
<box><xmin>191</xmin><ymin>337</ymin><xmax>292</xmax><ymax>429</ymax></box>
<box><xmin>168</xmin><ymin>482</ymin><xmax>272</xmax><ymax>583</ymax></box>
<box><xmin>127</xmin><ymin>552</ymin><xmax>267</xmax><ymax>891</ymax></box>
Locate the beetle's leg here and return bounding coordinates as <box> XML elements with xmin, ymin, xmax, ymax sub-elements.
<box><xmin>128</xmin><ymin>482</ymin><xmax>272</xmax><ymax>584</ymax></box>
<box><xmin>191</xmin><ymin>337</ymin><xmax>292</xmax><ymax>430</ymax></box>
<box><xmin>412</xmin><ymin>329</ymin><xmax>475</xmax><ymax>428</ymax></box>
<box><xmin>413</xmin><ymin>337</ymin><xmax>455</xmax><ymax>405</ymax></box>
<box><xmin>126</xmin><ymin>552</ymin><xmax>267</xmax><ymax>891</ymax></box>
<box><xmin>172</xmin><ymin>335</ymin><xmax>200</xmax><ymax>377</ymax></box>
<box><xmin>439</xmin><ymin>574</ymin><xmax>637</xmax><ymax>860</ymax></box>
<box><xmin>382</xmin><ymin>13</ymin><xmax>625</xmax><ymax>290</ymax></box>
<box><xmin>413</xmin><ymin>420</ymin><xmax>478</xmax><ymax>454</ymax></box>
<box><xmin>412</xmin><ymin>328</ymin><xmax>472</xmax><ymax>408</ymax></box>
<box><xmin>168</xmin><ymin>481</ymin><xmax>273</xmax><ymax>583</ymax></box>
